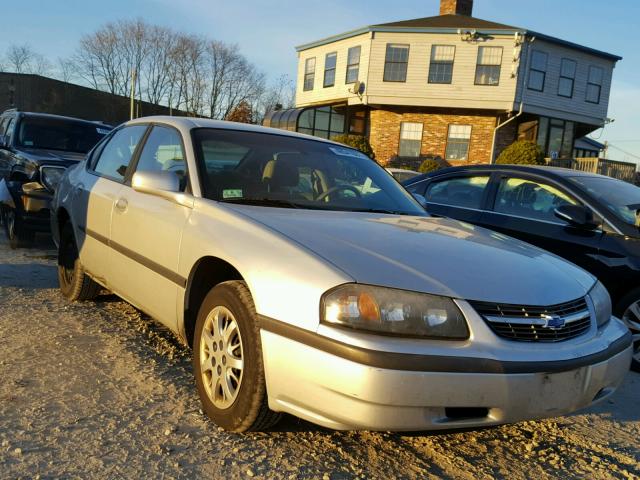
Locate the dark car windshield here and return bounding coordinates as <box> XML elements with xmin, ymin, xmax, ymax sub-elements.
<box><xmin>569</xmin><ymin>175</ymin><xmax>640</xmax><ymax>226</ymax></box>
<box><xmin>192</xmin><ymin>128</ymin><xmax>425</xmax><ymax>215</ymax></box>
<box><xmin>17</xmin><ymin>117</ymin><xmax>111</xmax><ymax>153</ymax></box>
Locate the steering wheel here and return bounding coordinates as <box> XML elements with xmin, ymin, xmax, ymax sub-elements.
<box><xmin>315</xmin><ymin>184</ymin><xmax>361</xmax><ymax>202</ymax></box>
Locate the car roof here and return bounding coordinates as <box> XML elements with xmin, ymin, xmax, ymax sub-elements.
<box><xmin>408</xmin><ymin>164</ymin><xmax>621</xmax><ymax>183</ymax></box>
<box><xmin>8</xmin><ymin>111</ymin><xmax>112</xmax><ymax>127</ymax></box>
<box><xmin>126</xmin><ymin>115</ymin><xmax>346</xmax><ymax>146</ymax></box>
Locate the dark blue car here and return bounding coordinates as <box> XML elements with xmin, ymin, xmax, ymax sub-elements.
<box><xmin>404</xmin><ymin>164</ymin><xmax>640</xmax><ymax>371</ymax></box>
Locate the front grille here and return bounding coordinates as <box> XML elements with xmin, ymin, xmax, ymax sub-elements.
<box><xmin>470</xmin><ymin>297</ymin><xmax>592</xmax><ymax>342</ymax></box>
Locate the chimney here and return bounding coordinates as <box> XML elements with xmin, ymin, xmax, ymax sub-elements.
<box><xmin>440</xmin><ymin>0</ymin><xmax>473</xmax><ymax>16</ymax></box>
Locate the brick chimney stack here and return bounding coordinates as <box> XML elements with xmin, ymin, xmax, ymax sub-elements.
<box><xmin>440</xmin><ymin>0</ymin><xmax>473</xmax><ymax>16</ymax></box>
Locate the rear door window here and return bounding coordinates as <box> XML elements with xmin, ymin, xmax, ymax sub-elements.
<box><xmin>493</xmin><ymin>177</ymin><xmax>577</xmax><ymax>222</ymax></box>
<box><xmin>425</xmin><ymin>175</ymin><xmax>491</xmax><ymax>209</ymax></box>
<box><xmin>92</xmin><ymin>126</ymin><xmax>148</xmax><ymax>182</ymax></box>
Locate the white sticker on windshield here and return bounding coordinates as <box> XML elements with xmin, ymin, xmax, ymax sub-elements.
<box><xmin>222</xmin><ymin>189</ymin><xmax>243</xmax><ymax>199</ymax></box>
<box><xmin>96</xmin><ymin>128</ymin><xmax>111</xmax><ymax>135</ymax></box>
<box><xmin>329</xmin><ymin>146</ymin><xmax>369</xmax><ymax>159</ymax></box>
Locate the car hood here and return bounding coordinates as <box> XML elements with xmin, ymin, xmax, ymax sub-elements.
<box><xmin>228</xmin><ymin>206</ymin><xmax>596</xmax><ymax>305</ymax></box>
<box><xmin>18</xmin><ymin>148</ymin><xmax>86</xmax><ymax>166</ymax></box>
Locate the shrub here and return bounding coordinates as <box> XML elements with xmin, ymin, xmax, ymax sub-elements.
<box><xmin>418</xmin><ymin>158</ymin><xmax>443</xmax><ymax>174</ymax></box>
<box><xmin>496</xmin><ymin>140</ymin><xmax>545</xmax><ymax>165</ymax></box>
<box><xmin>331</xmin><ymin>134</ymin><xmax>375</xmax><ymax>159</ymax></box>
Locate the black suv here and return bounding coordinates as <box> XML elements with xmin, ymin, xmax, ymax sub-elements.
<box><xmin>0</xmin><ymin>110</ymin><xmax>111</xmax><ymax>247</ymax></box>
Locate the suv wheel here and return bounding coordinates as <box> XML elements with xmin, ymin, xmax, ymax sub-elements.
<box><xmin>3</xmin><ymin>207</ymin><xmax>35</xmax><ymax>249</ymax></box>
<box><xmin>193</xmin><ymin>281</ymin><xmax>281</xmax><ymax>432</ymax></box>
<box><xmin>57</xmin><ymin>223</ymin><xmax>101</xmax><ymax>301</ymax></box>
<box><xmin>616</xmin><ymin>289</ymin><xmax>640</xmax><ymax>372</ymax></box>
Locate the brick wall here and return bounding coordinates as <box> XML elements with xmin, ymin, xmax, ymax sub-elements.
<box><xmin>368</xmin><ymin>107</ymin><xmax>516</xmax><ymax>166</ymax></box>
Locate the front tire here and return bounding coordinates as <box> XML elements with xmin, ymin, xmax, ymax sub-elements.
<box><xmin>57</xmin><ymin>223</ymin><xmax>100</xmax><ymax>301</ymax></box>
<box><xmin>2</xmin><ymin>206</ymin><xmax>35</xmax><ymax>249</ymax></box>
<box><xmin>193</xmin><ymin>281</ymin><xmax>281</xmax><ymax>432</ymax></box>
<box><xmin>615</xmin><ymin>288</ymin><xmax>640</xmax><ymax>372</ymax></box>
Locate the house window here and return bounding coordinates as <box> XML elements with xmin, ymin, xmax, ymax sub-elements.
<box><xmin>398</xmin><ymin>122</ymin><xmax>422</xmax><ymax>157</ymax></box>
<box><xmin>323</xmin><ymin>52</ymin><xmax>337</xmax><ymax>88</ymax></box>
<box><xmin>528</xmin><ymin>50</ymin><xmax>548</xmax><ymax>92</ymax></box>
<box><xmin>586</xmin><ymin>66</ymin><xmax>604</xmax><ymax>104</ymax></box>
<box><xmin>384</xmin><ymin>44</ymin><xmax>410</xmax><ymax>82</ymax></box>
<box><xmin>538</xmin><ymin>117</ymin><xmax>575</xmax><ymax>158</ymax></box>
<box><xmin>346</xmin><ymin>46</ymin><xmax>361</xmax><ymax>84</ymax></box>
<box><xmin>303</xmin><ymin>58</ymin><xmax>315</xmax><ymax>91</ymax></box>
<box><xmin>445</xmin><ymin>125</ymin><xmax>472</xmax><ymax>161</ymax></box>
<box><xmin>428</xmin><ymin>45</ymin><xmax>455</xmax><ymax>84</ymax></box>
<box><xmin>475</xmin><ymin>47</ymin><xmax>502</xmax><ymax>85</ymax></box>
<box><xmin>558</xmin><ymin>59</ymin><xmax>576</xmax><ymax>98</ymax></box>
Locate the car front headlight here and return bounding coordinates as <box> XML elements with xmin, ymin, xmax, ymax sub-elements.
<box><xmin>589</xmin><ymin>281</ymin><xmax>612</xmax><ymax>328</ymax></box>
<box><xmin>321</xmin><ymin>284</ymin><xmax>469</xmax><ymax>339</ymax></box>
<box><xmin>40</xmin><ymin>166</ymin><xmax>67</xmax><ymax>192</ymax></box>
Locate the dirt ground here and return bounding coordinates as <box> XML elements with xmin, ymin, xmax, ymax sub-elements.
<box><xmin>0</xmin><ymin>234</ymin><xmax>638</xmax><ymax>480</ymax></box>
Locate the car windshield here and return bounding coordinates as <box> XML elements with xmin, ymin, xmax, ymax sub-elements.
<box><xmin>192</xmin><ymin>128</ymin><xmax>425</xmax><ymax>215</ymax></box>
<box><xmin>17</xmin><ymin>117</ymin><xmax>111</xmax><ymax>153</ymax></box>
<box><xmin>569</xmin><ymin>175</ymin><xmax>640</xmax><ymax>227</ymax></box>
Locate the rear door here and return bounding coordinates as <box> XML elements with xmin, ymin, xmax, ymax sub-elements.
<box><xmin>482</xmin><ymin>173</ymin><xmax>603</xmax><ymax>271</ymax></box>
<box><xmin>108</xmin><ymin>124</ymin><xmax>192</xmax><ymax>331</ymax></box>
<box><xmin>408</xmin><ymin>172</ymin><xmax>492</xmax><ymax>224</ymax></box>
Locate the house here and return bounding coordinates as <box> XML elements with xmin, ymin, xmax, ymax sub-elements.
<box><xmin>573</xmin><ymin>136</ymin><xmax>605</xmax><ymax>158</ymax></box>
<box><xmin>264</xmin><ymin>0</ymin><xmax>622</xmax><ymax>167</ymax></box>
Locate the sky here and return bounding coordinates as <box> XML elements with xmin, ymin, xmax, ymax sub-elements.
<box><xmin>0</xmin><ymin>0</ymin><xmax>638</xmax><ymax>162</ymax></box>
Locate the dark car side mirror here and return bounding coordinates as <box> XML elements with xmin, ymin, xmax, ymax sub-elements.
<box><xmin>554</xmin><ymin>205</ymin><xmax>598</xmax><ymax>230</ymax></box>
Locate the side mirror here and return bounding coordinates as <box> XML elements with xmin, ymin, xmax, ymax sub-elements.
<box><xmin>131</xmin><ymin>170</ymin><xmax>193</xmax><ymax>208</ymax></box>
<box><xmin>554</xmin><ymin>204</ymin><xmax>598</xmax><ymax>230</ymax></box>
<box><xmin>412</xmin><ymin>193</ymin><xmax>428</xmax><ymax>209</ymax></box>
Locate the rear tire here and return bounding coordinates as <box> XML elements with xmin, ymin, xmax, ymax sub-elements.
<box><xmin>2</xmin><ymin>206</ymin><xmax>35</xmax><ymax>249</ymax></box>
<box><xmin>614</xmin><ymin>288</ymin><xmax>640</xmax><ymax>372</ymax></box>
<box><xmin>193</xmin><ymin>281</ymin><xmax>281</xmax><ymax>432</ymax></box>
<box><xmin>57</xmin><ymin>222</ymin><xmax>100</xmax><ymax>301</ymax></box>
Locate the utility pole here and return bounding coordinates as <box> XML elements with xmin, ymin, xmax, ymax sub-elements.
<box><xmin>129</xmin><ymin>68</ymin><xmax>137</xmax><ymax>120</ymax></box>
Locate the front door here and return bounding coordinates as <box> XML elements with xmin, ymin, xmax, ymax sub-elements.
<box><xmin>78</xmin><ymin>125</ymin><xmax>148</xmax><ymax>283</ymax></box>
<box><xmin>482</xmin><ymin>174</ymin><xmax>603</xmax><ymax>274</ymax></box>
<box><xmin>108</xmin><ymin>125</ymin><xmax>192</xmax><ymax>331</ymax></box>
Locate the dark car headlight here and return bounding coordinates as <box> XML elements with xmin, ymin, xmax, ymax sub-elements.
<box><xmin>321</xmin><ymin>284</ymin><xmax>469</xmax><ymax>339</ymax></box>
<box><xmin>589</xmin><ymin>281</ymin><xmax>612</xmax><ymax>328</ymax></box>
<box><xmin>40</xmin><ymin>166</ymin><xmax>67</xmax><ymax>192</ymax></box>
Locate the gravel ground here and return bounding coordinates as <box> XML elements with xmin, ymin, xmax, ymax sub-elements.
<box><xmin>0</xmin><ymin>234</ymin><xmax>639</xmax><ymax>480</ymax></box>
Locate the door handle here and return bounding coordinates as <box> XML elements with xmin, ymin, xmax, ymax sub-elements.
<box><xmin>115</xmin><ymin>197</ymin><xmax>128</xmax><ymax>212</ymax></box>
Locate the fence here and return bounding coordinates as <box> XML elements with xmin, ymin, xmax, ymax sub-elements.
<box><xmin>546</xmin><ymin>157</ymin><xmax>637</xmax><ymax>182</ymax></box>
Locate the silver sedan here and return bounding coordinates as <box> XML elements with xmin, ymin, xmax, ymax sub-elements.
<box><xmin>51</xmin><ymin>116</ymin><xmax>632</xmax><ymax>432</ymax></box>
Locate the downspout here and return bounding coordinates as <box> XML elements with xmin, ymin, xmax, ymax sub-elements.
<box><xmin>490</xmin><ymin>102</ymin><xmax>523</xmax><ymax>164</ymax></box>
<box><xmin>490</xmin><ymin>33</ymin><xmax>530</xmax><ymax>164</ymax></box>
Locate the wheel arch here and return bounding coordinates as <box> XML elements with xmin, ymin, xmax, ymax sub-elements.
<box><xmin>183</xmin><ymin>256</ymin><xmax>245</xmax><ymax>348</ymax></box>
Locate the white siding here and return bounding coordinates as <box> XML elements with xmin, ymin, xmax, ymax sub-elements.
<box><xmin>518</xmin><ymin>39</ymin><xmax>616</xmax><ymax>125</ymax></box>
<box><xmin>296</xmin><ymin>33</ymin><xmax>371</xmax><ymax>107</ymax></box>
<box><xmin>364</xmin><ymin>31</ymin><xmax>520</xmax><ymax>110</ymax></box>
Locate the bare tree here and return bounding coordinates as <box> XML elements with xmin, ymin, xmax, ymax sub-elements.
<box><xmin>5</xmin><ymin>44</ymin><xmax>37</xmax><ymax>73</ymax></box>
<box><xmin>56</xmin><ymin>57</ymin><xmax>77</xmax><ymax>83</ymax></box>
<box><xmin>32</xmin><ymin>53</ymin><xmax>52</xmax><ymax>76</ymax></box>
<box><xmin>255</xmin><ymin>74</ymin><xmax>296</xmax><ymax>124</ymax></box>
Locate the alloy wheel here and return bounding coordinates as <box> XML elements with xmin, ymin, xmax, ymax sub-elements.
<box><xmin>199</xmin><ymin>305</ymin><xmax>244</xmax><ymax>409</ymax></box>
<box><xmin>622</xmin><ymin>301</ymin><xmax>640</xmax><ymax>365</ymax></box>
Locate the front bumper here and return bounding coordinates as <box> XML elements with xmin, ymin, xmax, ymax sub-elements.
<box><xmin>260</xmin><ymin>316</ymin><xmax>632</xmax><ymax>431</ymax></box>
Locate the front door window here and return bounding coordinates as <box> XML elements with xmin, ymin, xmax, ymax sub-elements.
<box><xmin>494</xmin><ymin>177</ymin><xmax>577</xmax><ymax>222</ymax></box>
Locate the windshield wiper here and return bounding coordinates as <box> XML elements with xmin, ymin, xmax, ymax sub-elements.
<box><xmin>350</xmin><ymin>208</ymin><xmax>411</xmax><ymax>215</ymax></box>
<box><xmin>219</xmin><ymin>197</ymin><xmax>302</xmax><ymax>209</ymax></box>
